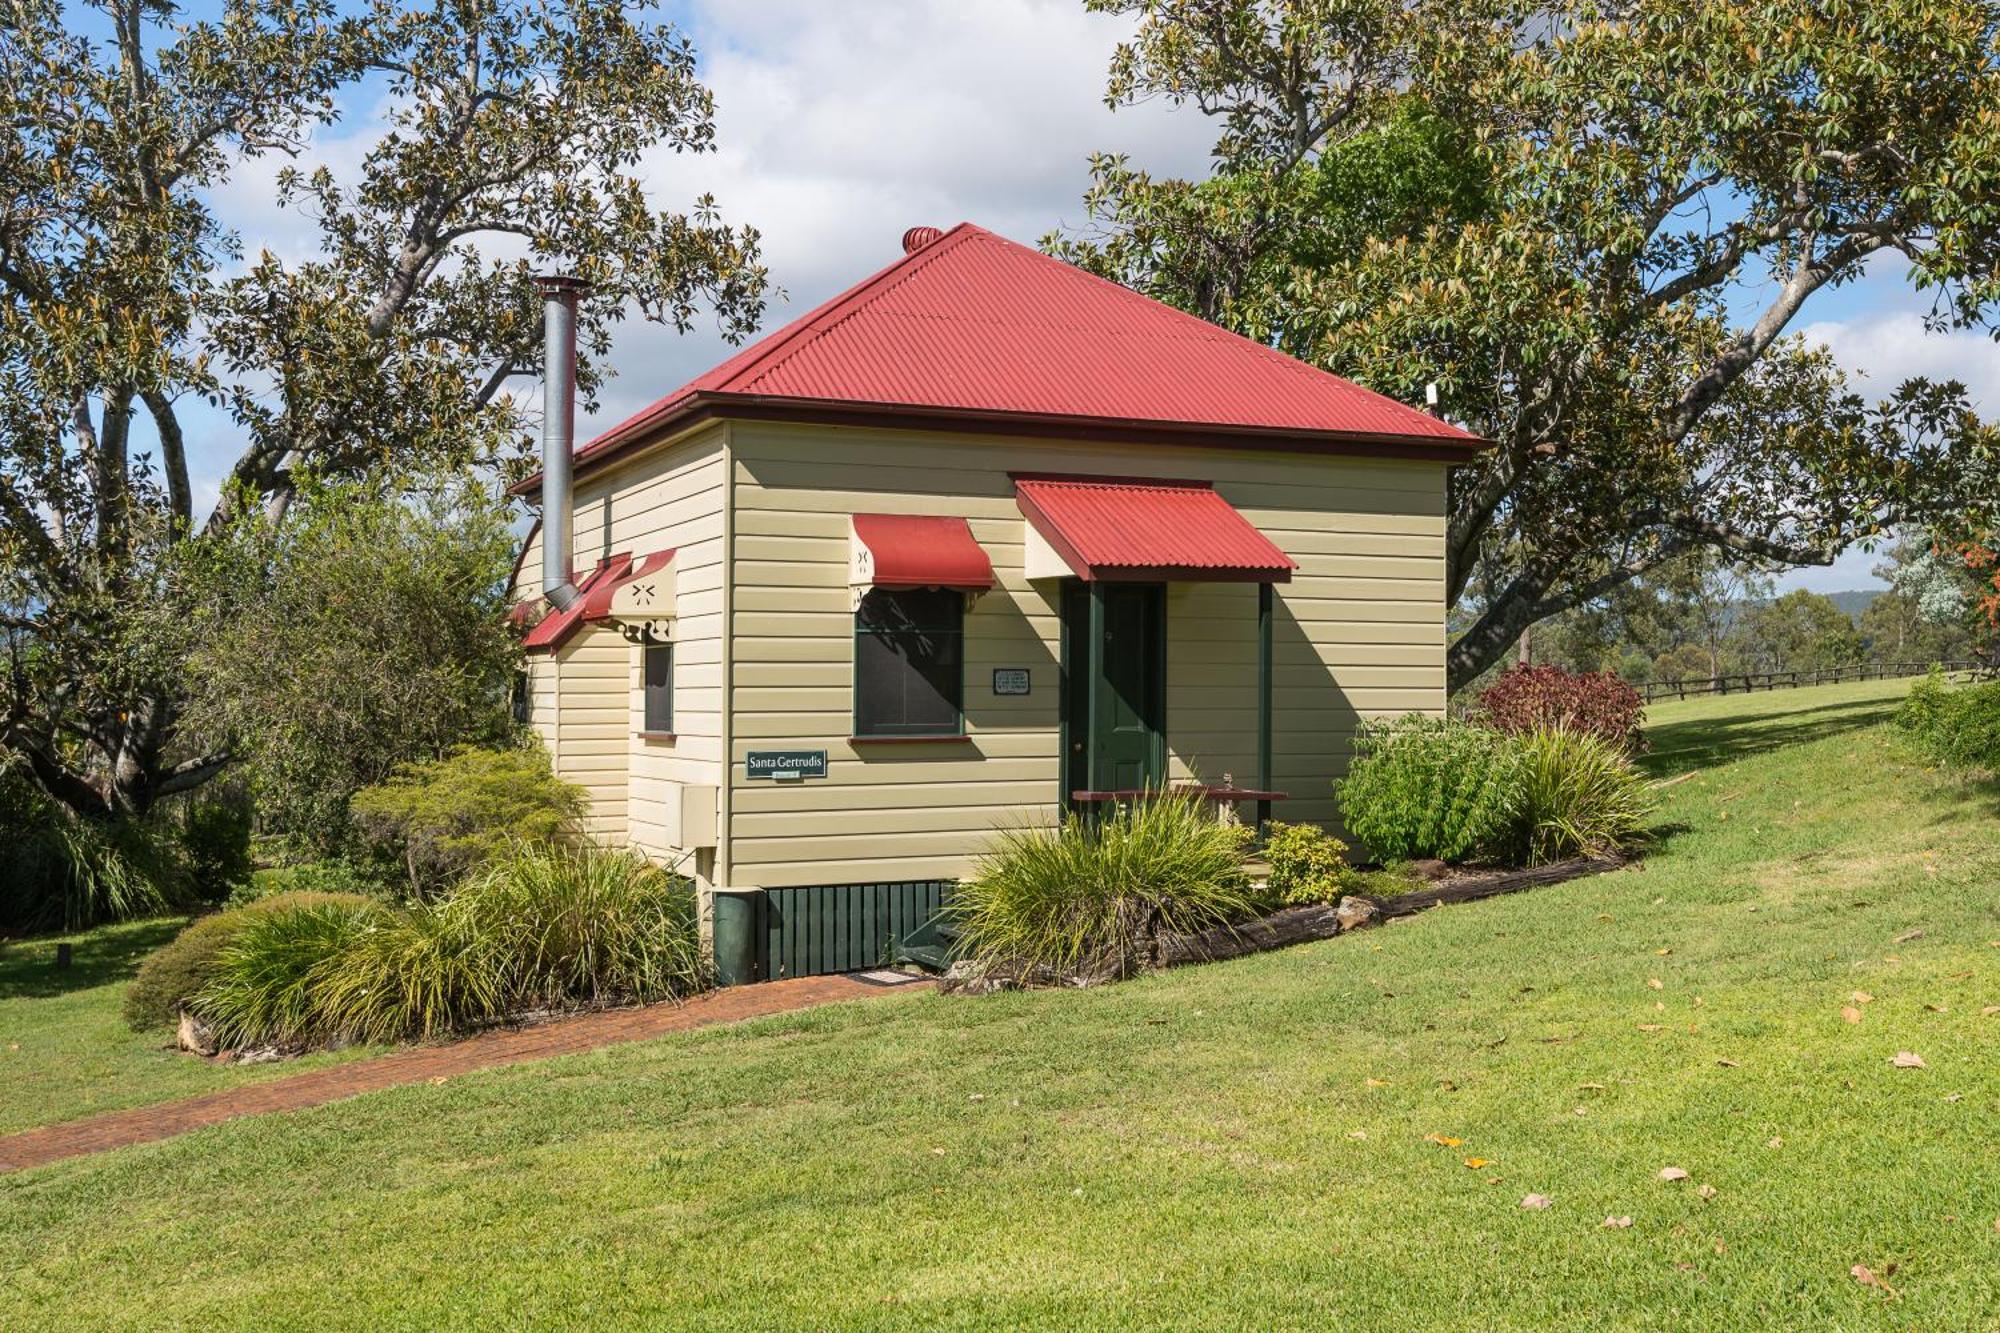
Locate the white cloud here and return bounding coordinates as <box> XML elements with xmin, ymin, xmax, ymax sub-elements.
<box><xmin>1798</xmin><ymin>310</ymin><xmax>2000</xmax><ymax>415</ymax></box>
<box><xmin>587</xmin><ymin>0</ymin><xmax>1214</xmax><ymax>426</ymax></box>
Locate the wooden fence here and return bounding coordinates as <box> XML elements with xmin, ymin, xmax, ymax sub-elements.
<box><xmin>1640</xmin><ymin>661</ymin><xmax>1987</xmax><ymax>704</ymax></box>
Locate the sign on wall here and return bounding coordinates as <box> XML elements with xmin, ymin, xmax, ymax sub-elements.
<box><xmin>992</xmin><ymin>668</ymin><xmax>1031</xmax><ymax>696</ymax></box>
<box><xmin>746</xmin><ymin>750</ymin><xmax>828</xmax><ymax>781</ymax></box>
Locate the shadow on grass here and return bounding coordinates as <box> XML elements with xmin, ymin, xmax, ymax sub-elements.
<box><xmin>0</xmin><ymin>918</ymin><xmax>185</xmax><ymax>1001</ymax></box>
<box><xmin>1639</xmin><ymin>695</ymin><xmax>1907</xmax><ymax>779</ymax></box>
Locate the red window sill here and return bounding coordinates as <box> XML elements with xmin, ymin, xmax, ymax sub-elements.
<box><xmin>848</xmin><ymin>734</ymin><xmax>970</xmax><ymax>745</ymax></box>
<box><xmin>636</xmin><ymin>731</ymin><xmax>677</xmax><ymax>742</ymax></box>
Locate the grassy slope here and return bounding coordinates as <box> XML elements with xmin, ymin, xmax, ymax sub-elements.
<box><xmin>2</xmin><ymin>678</ymin><xmax>1996</xmax><ymax>1330</ymax></box>
<box><xmin>0</xmin><ymin>921</ymin><xmax>373</xmax><ymax>1136</ymax></box>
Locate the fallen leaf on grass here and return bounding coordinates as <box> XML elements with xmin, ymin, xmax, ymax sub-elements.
<box><xmin>1602</xmin><ymin>1215</ymin><xmax>1633</xmax><ymax>1229</ymax></box>
<box><xmin>1647</xmin><ymin>978</ymin><xmax>1664</xmax><ymax>989</ymax></box>
<box><xmin>1654</xmin><ymin>948</ymin><xmax>1672</xmax><ymax>956</ymax></box>
<box><xmin>428</xmin><ymin>1076</ymin><xmax>448</xmax><ymax>1087</ymax></box>
<box><xmin>1423</xmin><ymin>1133</ymin><xmax>1463</xmax><ymax>1147</ymax></box>
<box><xmin>1982</xmin><ymin>1006</ymin><xmax>1999</xmax><ymax>1017</ymax></box>
<box><xmin>1463</xmin><ymin>1157</ymin><xmax>1493</xmax><ymax>1169</ymax></box>
<box><xmin>1697</xmin><ymin>1184</ymin><xmax>1718</xmax><ymax>1200</ymax></box>
<box><xmin>1636</xmin><ymin>1023</ymin><xmax>1664</xmax><ymax>1032</ymax></box>
<box><xmin>1347</xmin><ymin>1130</ymin><xmax>1368</xmax><ymax>1141</ymax></box>
<box><xmin>1716</xmin><ymin>1059</ymin><xmax>1740</xmax><ymax>1068</ymax></box>
<box><xmin>1767</xmin><ymin>1136</ymin><xmax>1784</xmax><ymax>1149</ymax></box>
<box><xmin>1520</xmin><ymin>1194</ymin><xmax>1552</xmax><ymax>1210</ymax></box>
<box><xmin>1364</xmin><ymin>1077</ymin><xmax>1391</xmax><ymax>1088</ymax></box>
<box><xmin>1850</xmin><ymin>1264</ymin><xmax>1898</xmax><ymax>1297</ymax></box>
<box><xmin>1924</xmin><ymin>1003</ymin><xmax>1948</xmax><ymax>1013</ymax></box>
<box><xmin>1658</xmin><ymin>1167</ymin><xmax>1690</xmax><ymax>1183</ymax></box>
<box><xmin>1894</xmin><ymin>929</ymin><xmax>1925</xmax><ymax>944</ymax></box>
<box><xmin>1852</xmin><ymin>990</ymin><xmax>1874</xmax><ymax>1004</ymax></box>
<box><xmin>1841</xmin><ymin>1006</ymin><xmax>1863</xmax><ymax>1024</ymax></box>
<box><xmin>1579</xmin><ymin>1082</ymin><xmax>1606</xmax><ymax>1091</ymax></box>
<box><xmin>1890</xmin><ymin>1051</ymin><xmax>1927</xmax><ymax>1069</ymax></box>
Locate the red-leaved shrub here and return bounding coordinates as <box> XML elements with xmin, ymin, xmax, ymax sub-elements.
<box><xmin>1475</xmin><ymin>665</ymin><xmax>1646</xmax><ymax>753</ymax></box>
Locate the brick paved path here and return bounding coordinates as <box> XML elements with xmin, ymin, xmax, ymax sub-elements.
<box><xmin>0</xmin><ymin>973</ymin><xmax>928</xmax><ymax>1175</ymax></box>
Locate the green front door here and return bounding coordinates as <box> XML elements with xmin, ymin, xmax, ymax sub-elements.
<box><xmin>1062</xmin><ymin>581</ymin><xmax>1165</xmax><ymax>800</ymax></box>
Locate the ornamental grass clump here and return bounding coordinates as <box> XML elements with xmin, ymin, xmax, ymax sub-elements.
<box><xmin>1335</xmin><ymin>716</ymin><xmax>1520</xmax><ymax>864</ymax></box>
<box><xmin>189</xmin><ymin>844</ymin><xmax>704</xmax><ymax>1049</ymax></box>
<box><xmin>122</xmin><ymin>891</ymin><xmax>375</xmax><ymax>1031</ymax></box>
<box><xmin>956</xmin><ymin>793</ymin><xmax>1258</xmax><ymax>975</ymax></box>
<box><xmin>1505</xmin><ymin>727</ymin><xmax>1653</xmax><ymax>866</ymax></box>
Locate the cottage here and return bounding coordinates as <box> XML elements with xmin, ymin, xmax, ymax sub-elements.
<box><xmin>509</xmin><ymin>222</ymin><xmax>1481</xmax><ymax>982</ymax></box>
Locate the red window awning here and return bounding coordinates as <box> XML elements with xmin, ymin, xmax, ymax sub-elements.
<box><xmin>1015</xmin><ymin>477</ymin><xmax>1296</xmax><ymax>583</ymax></box>
<box><xmin>520</xmin><ymin>548</ymin><xmax>677</xmax><ymax>652</ymax></box>
<box><xmin>849</xmin><ymin>513</ymin><xmax>995</xmax><ymax>596</ymax></box>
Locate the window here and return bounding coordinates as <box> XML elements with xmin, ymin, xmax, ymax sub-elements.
<box><xmin>643</xmin><ymin>642</ymin><xmax>673</xmax><ymax>734</ymax></box>
<box><xmin>853</xmin><ymin>588</ymin><xmax>963</xmax><ymax>737</ymax></box>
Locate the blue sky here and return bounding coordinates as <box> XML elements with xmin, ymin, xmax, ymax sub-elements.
<box><xmin>180</xmin><ymin>0</ymin><xmax>2000</xmax><ymax>593</ymax></box>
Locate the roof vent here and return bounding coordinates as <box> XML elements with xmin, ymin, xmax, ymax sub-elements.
<box><xmin>901</xmin><ymin>225</ymin><xmax>944</xmax><ymax>254</ymax></box>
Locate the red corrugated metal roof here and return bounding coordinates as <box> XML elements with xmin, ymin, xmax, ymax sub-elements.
<box><xmin>852</xmin><ymin>513</ymin><xmax>995</xmax><ymax>591</ymax></box>
<box><xmin>1015</xmin><ymin>478</ymin><xmax>1297</xmax><ymax>583</ymax></box>
<box><xmin>528</xmin><ymin>223</ymin><xmax>1478</xmax><ymax>490</ymax></box>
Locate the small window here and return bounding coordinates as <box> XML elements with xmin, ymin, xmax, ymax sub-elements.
<box><xmin>853</xmin><ymin>588</ymin><xmax>963</xmax><ymax>737</ymax></box>
<box><xmin>643</xmin><ymin>642</ymin><xmax>673</xmax><ymax>734</ymax></box>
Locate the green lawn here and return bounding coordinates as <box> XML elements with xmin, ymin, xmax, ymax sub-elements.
<box><xmin>0</xmin><ymin>920</ymin><xmax>375</xmax><ymax>1137</ymax></box>
<box><xmin>2</xmin><ymin>677</ymin><xmax>1996</xmax><ymax>1329</ymax></box>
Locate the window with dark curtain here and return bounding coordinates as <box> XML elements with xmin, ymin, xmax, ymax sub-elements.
<box><xmin>853</xmin><ymin>588</ymin><xmax>963</xmax><ymax>736</ymax></box>
<box><xmin>643</xmin><ymin>642</ymin><xmax>673</xmax><ymax>734</ymax></box>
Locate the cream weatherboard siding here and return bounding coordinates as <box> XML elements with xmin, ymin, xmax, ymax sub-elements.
<box><xmin>513</xmin><ymin>422</ymin><xmax>730</xmax><ymax>874</ymax></box>
<box><xmin>723</xmin><ymin>420</ymin><xmax>1449</xmax><ymax>889</ymax></box>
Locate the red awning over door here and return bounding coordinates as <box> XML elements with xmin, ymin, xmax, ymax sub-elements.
<box><xmin>850</xmin><ymin>513</ymin><xmax>996</xmax><ymax>593</ymax></box>
<box><xmin>1015</xmin><ymin>477</ymin><xmax>1296</xmax><ymax>583</ymax></box>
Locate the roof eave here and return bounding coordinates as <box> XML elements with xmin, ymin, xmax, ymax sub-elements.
<box><xmin>511</xmin><ymin>391</ymin><xmax>1489</xmax><ymax>497</ymax></box>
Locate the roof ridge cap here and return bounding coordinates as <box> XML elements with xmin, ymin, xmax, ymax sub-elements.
<box><xmin>723</xmin><ymin>223</ymin><xmax>983</xmax><ymax>394</ymax></box>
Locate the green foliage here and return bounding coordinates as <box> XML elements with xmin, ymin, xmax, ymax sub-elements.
<box><xmin>1336</xmin><ymin>716</ymin><xmax>1519</xmax><ymax>864</ymax></box>
<box><xmin>450</xmin><ymin>843</ymin><xmax>706</xmax><ymax>1011</ymax></box>
<box><xmin>956</xmin><ymin>794</ymin><xmax>1257</xmax><ymax>973</ymax></box>
<box><xmin>1895</xmin><ymin>669</ymin><xmax>2000</xmax><ymax>770</ymax></box>
<box><xmin>197</xmin><ymin>897</ymin><xmax>385</xmax><ymax>1048</ymax></box>
<box><xmin>1504</xmin><ymin>728</ymin><xmax>1654</xmax><ymax>866</ymax></box>
<box><xmin>1259</xmin><ymin>821</ymin><xmax>1350</xmax><ymax>906</ymax></box>
<box><xmin>120</xmin><ymin>892</ymin><xmax>375</xmax><ymax>1032</ymax></box>
<box><xmin>1066</xmin><ymin>1</ymin><xmax>2000</xmax><ymax>691</ymax></box>
<box><xmin>0</xmin><ymin>769</ymin><xmax>194</xmax><ymax>931</ymax></box>
<box><xmin>348</xmin><ymin>745</ymin><xmax>586</xmax><ymax>900</ymax></box>
<box><xmin>169</xmin><ymin>794</ymin><xmax>255</xmax><ymax>904</ymax></box>
<box><xmin>182</xmin><ymin>475</ymin><xmax>527</xmax><ymax>854</ymax></box>
<box><xmin>1</xmin><ymin>0</ymin><xmax>764</xmax><ymax>825</ymax></box>
<box><xmin>192</xmin><ymin>845</ymin><xmax>702</xmax><ymax>1048</ymax></box>
<box><xmin>1737</xmin><ymin>590</ymin><xmax>1864</xmax><ymax>674</ymax></box>
<box><xmin>229</xmin><ymin>860</ymin><xmax>382</xmax><ymax>908</ymax></box>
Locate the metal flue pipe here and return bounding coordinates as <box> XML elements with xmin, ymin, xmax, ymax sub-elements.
<box><xmin>536</xmin><ymin>274</ymin><xmax>588</xmax><ymax>610</ymax></box>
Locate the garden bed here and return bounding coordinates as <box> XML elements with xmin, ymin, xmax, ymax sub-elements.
<box><xmin>939</xmin><ymin>849</ymin><xmax>1630</xmax><ymax>994</ymax></box>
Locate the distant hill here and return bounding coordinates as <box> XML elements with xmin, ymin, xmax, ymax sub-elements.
<box><xmin>1734</xmin><ymin>588</ymin><xmax>1883</xmax><ymax>625</ymax></box>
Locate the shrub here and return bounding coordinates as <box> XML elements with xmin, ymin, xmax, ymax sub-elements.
<box><xmin>454</xmin><ymin>843</ymin><xmax>706</xmax><ymax>1008</ymax></box>
<box><xmin>190</xmin><ymin>844</ymin><xmax>702</xmax><ymax>1047</ymax></box>
<box><xmin>955</xmin><ymin>794</ymin><xmax>1258</xmax><ymax>974</ymax></box>
<box><xmin>1895</xmin><ymin>669</ymin><xmax>2000</xmax><ymax>769</ymax></box>
<box><xmin>1476</xmin><ymin>664</ymin><xmax>1647</xmax><ymax>753</ymax></box>
<box><xmin>0</xmin><ymin>770</ymin><xmax>195</xmax><ymax>932</ymax></box>
<box><xmin>1503</xmin><ymin>728</ymin><xmax>1653</xmax><ymax>865</ymax></box>
<box><xmin>122</xmin><ymin>892</ymin><xmax>374</xmax><ymax>1030</ymax></box>
<box><xmin>349</xmin><ymin>745</ymin><xmax>586</xmax><ymax>900</ymax></box>
<box><xmin>228</xmin><ymin>860</ymin><xmax>381</xmax><ymax>908</ymax></box>
<box><xmin>171</xmin><ymin>794</ymin><xmax>255</xmax><ymax>904</ymax></box>
<box><xmin>1260</xmin><ymin>821</ymin><xmax>1350</xmax><ymax>906</ymax></box>
<box><xmin>1336</xmin><ymin>716</ymin><xmax>1519</xmax><ymax>864</ymax></box>
<box><xmin>196</xmin><ymin>896</ymin><xmax>384</xmax><ymax>1047</ymax></box>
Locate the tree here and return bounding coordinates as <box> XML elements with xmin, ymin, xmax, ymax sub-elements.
<box><xmin>1858</xmin><ymin>534</ymin><xmax>1977</xmax><ymax>664</ymax></box>
<box><xmin>0</xmin><ymin>0</ymin><xmax>766</xmax><ymax>821</ymax></box>
<box><xmin>175</xmin><ymin>472</ymin><xmax>524</xmax><ymax>852</ymax></box>
<box><xmin>1059</xmin><ymin>0</ymin><xmax>2000</xmax><ymax>691</ymax></box>
<box><xmin>1737</xmin><ymin>590</ymin><xmax>1864</xmax><ymax>675</ymax></box>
